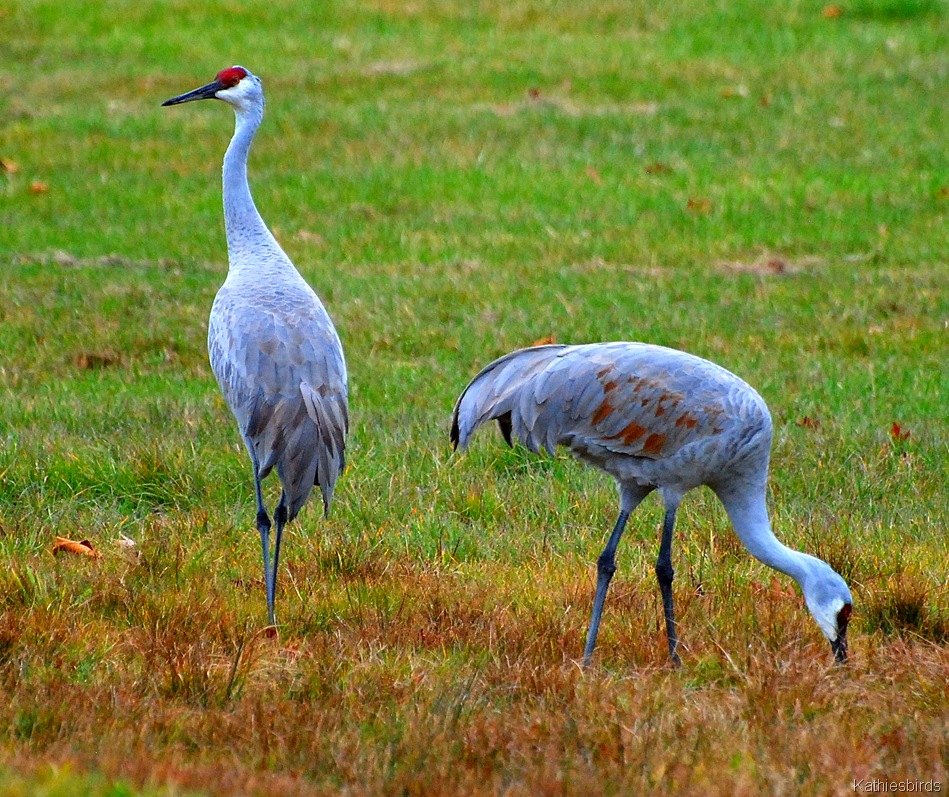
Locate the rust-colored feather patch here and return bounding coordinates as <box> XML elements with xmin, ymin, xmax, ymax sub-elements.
<box><xmin>609</xmin><ymin>421</ymin><xmax>647</xmax><ymax>445</ymax></box>
<box><xmin>591</xmin><ymin>401</ymin><xmax>615</xmax><ymax>425</ymax></box>
<box><xmin>675</xmin><ymin>413</ymin><xmax>699</xmax><ymax>429</ymax></box>
<box><xmin>643</xmin><ymin>433</ymin><xmax>667</xmax><ymax>455</ymax></box>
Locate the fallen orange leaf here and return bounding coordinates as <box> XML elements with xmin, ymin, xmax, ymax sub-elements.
<box><xmin>823</xmin><ymin>4</ymin><xmax>842</xmax><ymax>18</ymax></box>
<box><xmin>30</xmin><ymin>181</ymin><xmax>49</xmax><ymax>194</ymax></box>
<box><xmin>0</xmin><ymin>158</ymin><xmax>20</xmax><ymax>174</ymax></box>
<box><xmin>53</xmin><ymin>536</ymin><xmax>102</xmax><ymax>559</ymax></box>
<box><xmin>531</xmin><ymin>335</ymin><xmax>557</xmax><ymax>346</ymax></box>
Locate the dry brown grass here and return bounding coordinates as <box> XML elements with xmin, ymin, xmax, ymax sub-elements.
<box><xmin>2</xmin><ymin>540</ymin><xmax>947</xmax><ymax>796</ymax></box>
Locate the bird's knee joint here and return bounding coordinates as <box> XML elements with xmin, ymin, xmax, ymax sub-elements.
<box><xmin>597</xmin><ymin>554</ymin><xmax>616</xmax><ymax>578</ymax></box>
<box><xmin>274</xmin><ymin>504</ymin><xmax>288</xmax><ymax>525</ymax></box>
<box><xmin>655</xmin><ymin>561</ymin><xmax>674</xmax><ymax>586</ymax></box>
<box><xmin>256</xmin><ymin>510</ymin><xmax>271</xmax><ymax>532</ymax></box>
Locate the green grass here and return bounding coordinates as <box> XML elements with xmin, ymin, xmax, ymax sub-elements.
<box><xmin>1</xmin><ymin>0</ymin><xmax>948</xmax><ymax>794</ymax></box>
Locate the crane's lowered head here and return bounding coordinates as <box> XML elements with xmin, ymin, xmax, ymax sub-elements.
<box><xmin>162</xmin><ymin>66</ymin><xmax>262</xmax><ymax>114</ymax></box>
<box><xmin>801</xmin><ymin>561</ymin><xmax>853</xmax><ymax>664</ymax></box>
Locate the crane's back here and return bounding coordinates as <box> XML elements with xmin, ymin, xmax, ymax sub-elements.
<box><xmin>452</xmin><ymin>342</ymin><xmax>772</xmax><ymax>493</ymax></box>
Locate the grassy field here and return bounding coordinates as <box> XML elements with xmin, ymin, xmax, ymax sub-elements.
<box><xmin>1</xmin><ymin>0</ymin><xmax>948</xmax><ymax>794</ymax></box>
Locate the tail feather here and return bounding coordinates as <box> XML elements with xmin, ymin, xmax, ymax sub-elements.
<box><xmin>295</xmin><ymin>382</ymin><xmax>348</xmax><ymax>519</ymax></box>
<box><xmin>451</xmin><ymin>345</ymin><xmax>568</xmax><ymax>453</ymax></box>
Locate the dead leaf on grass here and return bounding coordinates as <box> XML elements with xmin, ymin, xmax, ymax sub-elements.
<box><xmin>531</xmin><ymin>335</ymin><xmax>557</xmax><ymax>347</ymax></box>
<box><xmin>890</xmin><ymin>422</ymin><xmax>911</xmax><ymax>442</ymax></box>
<box><xmin>53</xmin><ymin>536</ymin><xmax>102</xmax><ymax>559</ymax></box>
<box><xmin>823</xmin><ymin>4</ymin><xmax>843</xmax><ymax>18</ymax></box>
<box><xmin>797</xmin><ymin>416</ymin><xmax>821</xmax><ymax>429</ymax></box>
<box><xmin>645</xmin><ymin>162</ymin><xmax>671</xmax><ymax>175</ymax></box>
<box><xmin>0</xmin><ymin>158</ymin><xmax>20</xmax><ymax>174</ymax></box>
<box><xmin>686</xmin><ymin>197</ymin><xmax>712</xmax><ymax>213</ymax></box>
<box><xmin>30</xmin><ymin>181</ymin><xmax>49</xmax><ymax>194</ymax></box>
<box><xmin>74</xmin><ymin>350</ymin><xmax>121</xmax><ymax>369</ymax></box>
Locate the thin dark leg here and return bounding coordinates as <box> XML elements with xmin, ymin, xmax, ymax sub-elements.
<box><xmin>581</xmin><ymin>486</ymin><xmax>652</xmax><ymax>667</ymax></box>
<box><xmin>246</xmin><ymin>443</ymin><xmax>274</xmax><ymax>625</ymax></box>
<box><xmin>582</xmin><ymin>509</ymin><xmax>630</xmax><ymax>666</ymax></box>
<box><xmin>655</xmin><ymin>503</ymin><xmax>681</xmax><ymax>666</ymax></box>
<box><xmin>267</xmin><ymin>490</ymin><xmax>289</xmax><ymax>626</ymax></box>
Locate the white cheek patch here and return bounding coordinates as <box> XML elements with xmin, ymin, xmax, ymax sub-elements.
<box><xmin>826</xmin><ymin>598</ymin><xmax>849</xmax><ymax>640</ymax></box>
<box><xmin>807</xmin><ymin>596</ymin><xmax>848</xmax><ymax>641</ymax></box>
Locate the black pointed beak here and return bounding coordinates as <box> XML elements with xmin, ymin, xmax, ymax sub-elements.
<box><xmin>830</xmin><ymin>628</ymin><xmax>848</xmax><ymax>664</ymax></box>
<box><xmin>162</xmin><ymin>80</ymin><xmax>224</xmax><ymax>107</ymax></box>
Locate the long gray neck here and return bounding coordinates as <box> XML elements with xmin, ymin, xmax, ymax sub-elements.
<box><xmin>221</xmin><ymin>104</ymin><xmax>288</xmax><ymax>271</ymax></box>
<box><xmin>716</xmin><ymin>483</ymin><xmax>816</xmax><ymax>588</ymax></box>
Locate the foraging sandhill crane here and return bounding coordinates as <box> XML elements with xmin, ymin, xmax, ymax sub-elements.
<box><xmin>163</xmin><ymin>67</ymin><xmax>348</xmax><ymax>626</ymax></box>
<box><xmin>451</xmin><ymin>342</ymin><xmax>852</xmax><ymax>666</ymax></box>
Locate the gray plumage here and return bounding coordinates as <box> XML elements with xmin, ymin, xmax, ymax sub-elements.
<box><xmin>163</xmin><ymin>66</ymin><xmax>348</xmax><ymax>625</ymax></box>
<box><xmin>208</xmin><ymin>273</ymin><xmax>347</xmax><ymax>520</ymax></box>
<box><xmin>451</xmin><ymin>342</ymin><xmax>852</xmax><ymax>666</ymax></box>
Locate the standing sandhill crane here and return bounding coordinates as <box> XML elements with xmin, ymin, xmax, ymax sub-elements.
<box><xmin>162</xmin><ymin>67</ymin><xmax>348</xmax><ymax>626</ymax></box>
<box><xmin>451</xmin><ymin>342</ymin><xmax>852</xmax><ymax>666</ymax></box>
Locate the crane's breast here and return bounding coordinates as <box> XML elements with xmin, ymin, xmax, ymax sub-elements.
<box><xmin>207</xmin><ymin>283</ymin><xmax>347</xmax><ymax>436</ymax></box>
